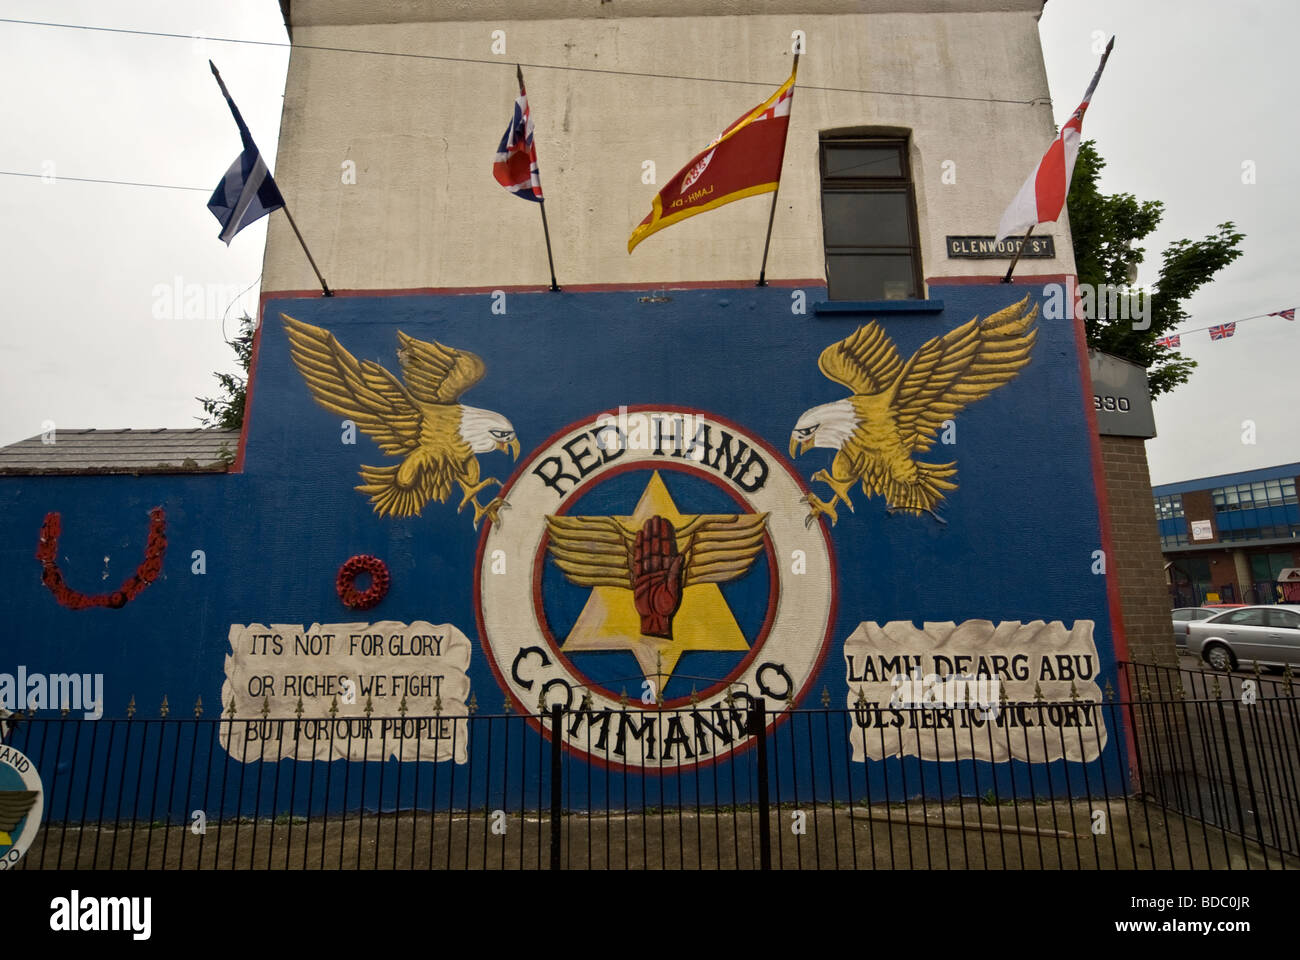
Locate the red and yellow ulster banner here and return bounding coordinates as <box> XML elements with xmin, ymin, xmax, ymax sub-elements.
<box><xmin>627</xmin><ymin>62</ymin><xmax>797</xmax><ymax>253</ymax></box>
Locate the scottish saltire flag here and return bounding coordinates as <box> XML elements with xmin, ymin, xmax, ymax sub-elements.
<box><xmin>1269</xmin><ymin>308</ymin><xmax>1295</xmax><ymax>321</ymax></box>
<box><xmin>1155</xmin><ymin>334</ymin><xmax>1181</xmax><ymax>348</ymax></box>
<box><xmin>207</xmin><ymin>61</ymin><xmax>284</xmax><ymax>245</ymax></box>
<box><xmin>493</xmin><ymin>84</ymin><xmax>543</xmax><ymax>202</ymax></box>
<box><xmin>996</xmin><ymin>37</ymin><xmax>1114</xmax><ymax>244</ymax></box>
<box><xmin>629</xmin><ymin>61</ymin><xmax>797</xmax><ymax>253</ymax></box>
<box><xmin>1209</xmin><ymin>323</ymin><xmax>1237</xmax><ymax>341</ymax></box>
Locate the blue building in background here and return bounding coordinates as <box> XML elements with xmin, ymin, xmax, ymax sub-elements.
<box><xmin>1154</xmin><ymin>462</ymin><xmax>1300</xmax><ymax>605</ymax></box>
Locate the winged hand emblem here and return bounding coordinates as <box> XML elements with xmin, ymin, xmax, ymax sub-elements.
<box><xmin>790</xmin><ymin>295</ymin><xmax>1038</xmax><ymax>526</ymax></box>
<box><xmin>545</xmin><ymin>512</ymin><xmax>768</xmax><ymax>639</ymax></box>
<box><xmin>0</xmin><ymin>789</ymin><xmax>38</xmax><ymax>846</ymax></box>
<box><xmin>283</xmin><ymin>315</ymin><xmax>518</xmax><ymax>529</ymax></box>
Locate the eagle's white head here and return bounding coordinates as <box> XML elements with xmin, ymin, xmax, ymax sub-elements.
<box><xmin>459</xmin><ymin>405</ymin><xmax>520</xmax><ymax>459</ymax></box>
<box><xmin>790</xmin><ymin>399</ymin><xmax>858</xmax><ymax>458</ymax></box>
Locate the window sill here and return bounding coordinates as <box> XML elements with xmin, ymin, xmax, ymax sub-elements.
<box><xmin>812</xmin><ymin>299</ymin><xmax>944</xmax><ymax>315</ymax></box>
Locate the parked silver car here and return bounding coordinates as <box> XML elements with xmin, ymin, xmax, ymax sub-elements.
<box><xmin>1171</xmin><ymin>607</ymin><xmax>1217</xmax><ymax>650</ymax></box>
<box><xmin>1185</xmin><ymin>605</ymin><xmax>1300</xmax><ymax>672</ymax></box>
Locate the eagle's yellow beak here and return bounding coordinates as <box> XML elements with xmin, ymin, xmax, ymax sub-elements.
<box><xmin>498</xmin><ymin>438</ymin><xmax>520</xmax><ymax>460</ymax></box>
<box><xmin>789</xmin><ymin>436</ymin><xmax>813</xmax><ymax>459</ymax></box>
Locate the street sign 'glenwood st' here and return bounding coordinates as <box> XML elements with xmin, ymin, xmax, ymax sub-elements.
<box><xmin>946</xmin><ymin>235</ymin><xmax>1056</xmax><ymax>259</ymax></box>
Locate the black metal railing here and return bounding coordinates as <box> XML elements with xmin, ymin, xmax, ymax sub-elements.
<box><xmin>1118</xmin><ymin>660</ymin><xmax>1299</xmax><ymax>863</ymax></box>
<box><xmin>3</xmin><ymin>668</ymin><xmax>1296</xmax><ymax>869</ymax></box>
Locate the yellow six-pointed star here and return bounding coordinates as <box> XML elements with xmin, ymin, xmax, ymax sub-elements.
<box><xmin>544</xmin><ymin>471</ymin><xmax>769</xmax><ymax>688</ymax></box>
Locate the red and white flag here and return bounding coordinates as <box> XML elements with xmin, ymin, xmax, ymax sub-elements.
<box><xmin>1269</xmin><ymin>308</ymin><xmax>1295</xmax><ymax>321</ymax></box>
<box><xmin>1155</xmin><ymin>334</ymin><xmax>1181</xmax><ymax>349</ymax></box>
<box><xmin>995</xmin><ymin>37</ymin><xmax>1114</xmax><ymax>244</ymax></box>
<box><xmin>1208</xmin><ymin>323</ymin><xmax>1236</xmax><ymax>341</ymax></box>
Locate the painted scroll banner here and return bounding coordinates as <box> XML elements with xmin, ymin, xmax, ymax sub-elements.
<box><xmin>844</xmin><ymin>620</ymin><xmax>1107</xmax><ymax>763</ymax></box>
<box><xmin>220</xmin><ymin>621</ymin><xmax>471</xmax><ymax>763</ymax></box>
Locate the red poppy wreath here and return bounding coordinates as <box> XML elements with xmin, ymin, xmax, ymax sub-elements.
<box><xmin>336</xmin><ymin>555</ymin><xmax>390</xmax><ymax>610</ymax></box>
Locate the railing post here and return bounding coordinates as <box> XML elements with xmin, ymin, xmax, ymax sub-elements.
<box><xmin>751</xmin><ymin>697</ymin><xmax>771</xmax><ymax>870</ymax></box>
<box><xmin>1213</xmin><ymin>697</ymin><xmax>1248</xmax><ymax>849</ymax></box>
<box><xmin>549</xmin><ymin>703</ymin><xmax>563</xmax><ymax>870</ymax></box>
<box><xmin>1227</xmin><ymin>698</ymin><xmax>1271</xmax><ymax>861</ymax></box>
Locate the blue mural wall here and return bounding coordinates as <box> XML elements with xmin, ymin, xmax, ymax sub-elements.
<box><xmin>0</xmin><ymin>284</ymin><xmax>1125</xmax><ymax>818</ymax></box>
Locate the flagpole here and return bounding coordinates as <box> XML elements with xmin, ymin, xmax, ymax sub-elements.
<box><xmin>518</xmin><ymin>65</ymin><xmax>560</xmax><ymax>292</ymax></box>
<box><xmin>538</xmin><ymin>201</ymin><xmax>560</xmax><ymax>292</ymax></box>
<box><xmin>757</xmin><ymin>53</ymin><xmax>799</xmax><ymax>288</ymax></box>
<box><xmin>279</xmin><ymin>203</ymin><xmax>332</xmax><ymax>297</ymax></box>
<box><xmin>755</xmin><ymin>193</ymin><xmax>780</xmax><ymax>288</ymax></box>
<box><xmin>1000</xmin><ymin>225</ymin><xmax>1035</xmax><ymax>284</ymax></box>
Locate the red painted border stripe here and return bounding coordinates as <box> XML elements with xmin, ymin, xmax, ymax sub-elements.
<box><xmin>1066</xmin><ymin>277</ymin><xmax>1139</xmax><ymax>786</ymax></box>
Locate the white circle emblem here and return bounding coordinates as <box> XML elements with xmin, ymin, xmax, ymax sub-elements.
<box><xmin>476</xmin><ymin>408</ymin><xmax>835</xmax><ymax>769</ymax></box>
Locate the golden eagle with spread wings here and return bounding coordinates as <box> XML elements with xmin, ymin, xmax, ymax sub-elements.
<box><xmin>0</xmin><ymin>789</ymin><xmax>38</xmax><ymax>846</ymax></box>
<box><xmin>283</xmin><ymin>315</ymin><xmax>519</xmax><ymax>529</ymax></box>
<box><xmin>790</xmin><ymin>295</ymin><xmax>1038</xmax><ymax>526</ymax></box>
<box><xmin>544</xmin><ymin>512</ymin><xmax>769</xmax><ymax>639</ymax></box>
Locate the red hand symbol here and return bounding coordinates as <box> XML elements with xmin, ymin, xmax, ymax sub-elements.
<box><xmin>632</xmin><ymin>515</ymin><xmax>684</xmax><ymax>639</ymax></box>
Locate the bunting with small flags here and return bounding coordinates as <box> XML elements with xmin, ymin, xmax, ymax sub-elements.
<box><xmin>1155</xmin><ymin>307</ymin><xmax>1296</xmax><ymax>346</ymax></box>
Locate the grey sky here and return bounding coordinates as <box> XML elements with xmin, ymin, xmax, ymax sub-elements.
<box><xmin>1038</xmin><ymin>1</ymin><xmax>1298</xmax><ymax>484</ymax></box>
<box><xmin>0</xmin><ymin>1</ymin><xmax>1294</xmax><ymax>486</ymax></box>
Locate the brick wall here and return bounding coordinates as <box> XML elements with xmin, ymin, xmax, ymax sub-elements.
<box><xmin>1099</xmin><ymin>435</ymin><xmax>1178</xmax><ymax>667</ymax></box>
<box><xmin>1181</xmin><ymin>489</ymin><xmax>1218</xmax><ymax>543</ymax></box>
<box><xmin>1207</xmin><ymin>550</ymin><xmax>1241</xmax><ymax>602</ymax></box>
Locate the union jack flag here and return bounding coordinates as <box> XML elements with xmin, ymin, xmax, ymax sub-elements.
<box><xmin>1155</xmin><ymin>334</ymin><xmax>1180</xmax><ymax>348</ymax></box>
<box><xmin>1208</xmin><ymin>322</ymin><xmax>1236</xmax><ymax>341</ymax></box>
<box><xmin>493</xmin><ymin>79</ymin><xmax>542</xmax><ymax>202</ymax></box>
<box><xmin>1269</xmin><ymin>308</ymin><xmax>1295</xmax><ymax>321</ymax></box>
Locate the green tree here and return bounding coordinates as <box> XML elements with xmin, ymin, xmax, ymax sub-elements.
<box><xmin>197</xmin><ymin>314</ymin><xmax>255</xmax><ymax>431</ymax></box>
<box><xmin>1067</xmin><ymin>140</ymin><xmax>1244</xmax><ymax>398</ymax></box>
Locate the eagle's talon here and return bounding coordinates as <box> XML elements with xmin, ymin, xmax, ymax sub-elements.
<box><xmin>811</xmin><ymin>469</ymin><xmax>856</xmax><ymax>513</ymax></box>
<box><xmin>458</xmin><ymin>477</ymin><xmax>499</xmax><ymax>510</ymax></box>
<box><xmin>472</xmin><ymin>496</ymin><xmax>509</xmax><ymax>530</ymax></box>
<box><xmin>803</xmin><ymin>493</ymin><xmax>838</xmax><ymax>527</ymax></box>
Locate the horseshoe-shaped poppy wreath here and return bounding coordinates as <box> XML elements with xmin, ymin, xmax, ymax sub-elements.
<box><xmin>35</xmin><ymin>507</ymin><xmax>167</xmax><ymax>610</ymax></box>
